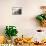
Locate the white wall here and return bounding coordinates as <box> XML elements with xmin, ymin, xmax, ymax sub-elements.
<box><xmin>0</xmin><ymin>0</ymin><xmax>46</xmax><ymax>39</ymax></box>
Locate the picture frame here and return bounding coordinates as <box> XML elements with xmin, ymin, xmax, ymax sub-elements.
<box><xmin>12</xmin><ymin>7</ymin><xmax>22</xmax><ymax>15</ymax></box>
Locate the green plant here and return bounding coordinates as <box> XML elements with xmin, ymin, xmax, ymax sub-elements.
<box><xmin>5</xmin><ymin>26</ymin><xmax>18</xmax><ymax>39</ymax></box>
<box><xmin>36</xmin><ymin>14</ymin><xmax>46</xmax><ymax>21</ymax></box>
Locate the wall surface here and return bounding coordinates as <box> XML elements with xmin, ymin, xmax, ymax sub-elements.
<box><xmin>0</xmin><ymin>0</ymin><xmax>46</xmax><ymax>41</ymax></box>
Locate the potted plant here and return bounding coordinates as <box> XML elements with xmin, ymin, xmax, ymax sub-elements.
<box><xmin>36</xmin><ymin>6</ymin><xmax>46</xmax><ymax>27</ymax></box>
<box><xmin>36</xmin><ymin>14</ymin><xmax>46</xmax><ymax>27</ymax></box>
<box><xmin>5</xmin><ymin>26</ymin><xmax>18</xmax><ymax>43</ymax></box>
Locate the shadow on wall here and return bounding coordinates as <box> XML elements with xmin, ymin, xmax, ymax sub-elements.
<box><xmin>30</xmin><ymin>16</ymin><xmax>40</xmax><ymax>27</ymax></box>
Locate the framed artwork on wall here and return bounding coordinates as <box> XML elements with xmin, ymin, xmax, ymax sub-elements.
<box><xmin>12</xmin><ymin>7</ymin><xmax>22</xmax><ymax>15</ymax></box>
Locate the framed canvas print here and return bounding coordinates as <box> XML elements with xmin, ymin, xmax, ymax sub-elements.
<box><xmin>12</xmin><ymin>7</ymin><xmax>22</xmax><ymax>15</ymax></box>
